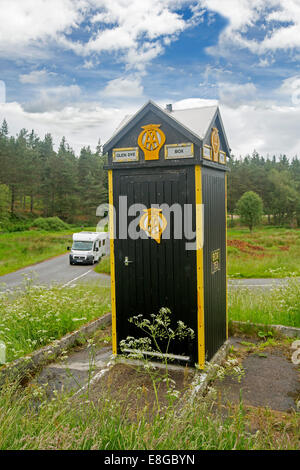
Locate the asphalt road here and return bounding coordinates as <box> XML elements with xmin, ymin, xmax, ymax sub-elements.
<box><xmin>0</xmin><ymin>254</ymin><xmax>110</xmax><ymax>293</ymax></box>
<box><xmin>0</xmin><ymin>254</ymin><xmax>297</xmax><ymax>293</ymax></box>
<box><xmin>228</xmin><ymin>278</ymin><xmax>291</xmax><ymax>289</ymax></box>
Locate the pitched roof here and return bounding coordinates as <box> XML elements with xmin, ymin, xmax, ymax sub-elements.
<box><xmin>168</xmin><ymin>105</ymin><xmax>218</xmax><ymax>140</ymax></box>
<box><xmin>103</xmin><ymin>100</ymin><xmax>230</xmax><ymax>154</ymax></box>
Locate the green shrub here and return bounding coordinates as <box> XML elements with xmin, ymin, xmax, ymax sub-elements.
<box><xmin>31</xmin><ymin>217</ymin><xmax>70</xmax><ymax>231</ymax></box>
<box><xmin>0</xmin><ymin>220</ymin><xmax>31</xmax><ymax>232</ymax></box>
<box><xmin>236</xmin><ymin>191</ymin><xmax>263</xmax><ymax>232</ymax></box>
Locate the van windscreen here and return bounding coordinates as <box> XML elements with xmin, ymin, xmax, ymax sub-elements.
<box><xmin>72</xmin><ymin>241</ymin><xmax>93</xmax><ymax>251</ymax></box>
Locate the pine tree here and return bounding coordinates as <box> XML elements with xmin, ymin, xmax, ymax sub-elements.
<box><xmin>0</xmin><ymin>119</ymin><xmax>8</xmax><ymax>138</ymax></box>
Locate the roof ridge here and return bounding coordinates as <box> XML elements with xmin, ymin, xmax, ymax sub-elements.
<box><xmin>172</xmin><ymin>105</ymin><xmax>218</xmax><ymax>112</ymax></box>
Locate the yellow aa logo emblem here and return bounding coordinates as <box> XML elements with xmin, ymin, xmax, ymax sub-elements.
<box><xmin>139</xmin><ymin>208</ymin><xmax>167</xmax><ymax>244</ymax></box>
<box><xmin>211</xmin><ymin>127</ymin><xmax>220</xmax><ymax>161</ymax></box>
<box><xmin>138</xmin><ymin>124</ymin><xmax>166</xmax><ymax>160</ymax></box>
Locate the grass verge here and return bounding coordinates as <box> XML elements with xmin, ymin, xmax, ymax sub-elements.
<box><xmin>0</xmin><ymin>227</ymin><xmax>95</xmax><ymax>277</ymax></box>
<box><xmin>0</xmin><ymin>363</ymin><xmax>298</xmax><ymax>450</ymax></box>
<box><xmin>94</xmin><ymin>256</ymin><xmax>110</xmax><ymax>275</ymax></box>
<box><xmin>229</xmin><ymin>277</ymin><xmax>300</xmax><ymax>328</ymax></box>
<box><xmin>228</xmin><ymin>226</ymin><xmax>300</xmax><ymax>278</ymax></box>
<box><xmin>0</xmin><ymin>280</ymin><xmax>111</xmax><ymax>363</ymax></box>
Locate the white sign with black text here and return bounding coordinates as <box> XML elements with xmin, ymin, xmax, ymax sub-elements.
<box><xmin>165</xmin><ymin>143</ymin><xmax>194</xmax><ymax>159</ymax></box>
<box><xmin>113</xmin><ymin>147</ymin><xmax>139</xmax><ymax>162</ymax></box>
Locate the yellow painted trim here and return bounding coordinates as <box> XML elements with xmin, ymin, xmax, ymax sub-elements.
<box><xmin>108</xmin><ymin>170</ymin><xmax>117</xmax><ymax>355</ymax></box>
<box><xmin>225</xmin><ymin>174</ymin><xmax>228</xmax><ymax>340</ymax></box>
<box><xmin>195</xmin><ymin>165</ymin><xmax>205</xmax><ymax>369</ymax></box>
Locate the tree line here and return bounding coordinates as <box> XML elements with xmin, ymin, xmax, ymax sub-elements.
<box><xmin>227</xmin><ymin>151</ymin><xmax>300</xmax><ymax>227</ymax></box>
<box><xmin>0</xmin><ymin>119</ymin><xmax>108</xmax><ymax>225</ymax></box>
<box><xmin>1</xmin><ymin>119</ymin><xmax>300</xmax><ymax>228</ymax></box>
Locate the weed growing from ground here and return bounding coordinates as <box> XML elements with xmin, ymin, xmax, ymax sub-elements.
<box><xmin>119</xmin><ymin>307</ymin><xmax>194</xmax><ymax>410</ymax></box>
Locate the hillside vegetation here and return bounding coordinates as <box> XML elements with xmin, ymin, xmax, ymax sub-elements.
<box><xmin>0</xmin><ymin>119</ymin><xmax>107</xmax><ymax>226</ymax></box>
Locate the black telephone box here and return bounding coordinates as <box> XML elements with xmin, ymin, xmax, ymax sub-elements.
<box><xmin>103</xmin><ymin>100</ymin><xmax>230</xmax><ymax>368</ymax></box>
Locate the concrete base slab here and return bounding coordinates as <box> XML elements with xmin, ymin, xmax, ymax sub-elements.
<box><xmin>34</xmin><ymin>346</ymin><xmax>113</xmax><ymax>396</ymax></box>
<box><xmin>213</xmin><ymin>337</ymin><xmax>300</xmax><ymax>412</ymax></box>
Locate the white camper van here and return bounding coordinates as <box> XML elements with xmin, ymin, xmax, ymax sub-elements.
<box><xmin>68</xmin><ymin>232</ymin><xmax>109</xmax><ymax>265</ymax></box>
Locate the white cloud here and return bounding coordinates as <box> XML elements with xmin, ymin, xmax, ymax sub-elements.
<box><xmin>0</xmin><ymin>0</ymin><xmax>86</xmax><ymax>58</ymax></box>
<box><xmin>257</xmin><ymin>56</ymin><xmax>275</xmax><ymax>67</ymax></box>
<box><xmin>221</xmin><ymin>103</ymin><xmax>300</xmax><ymax>157</ymax></box>
<box><xmin>0</xmin><ymin>81</ymin><xmax>6</xmax><ymax>104</ymax></box>
<box><xmin>88</xmin><ymin>0</ymin><xmax>186</xmax><ymax>42</ymax></box>
<box><xmin>199</xmin><ymin>0</ymin><xmax>300</xmax><ymax>55</ymax></box>
<box><xmin>261</xmin><ymin>1</ymin><xmax>300</xmax><ymax>52</ymax></box>
<box><xmin>58</xmin><ymin>0</ymin><xmax>188</xmax><ymax>71</ymax></box>
<box><xmin>125</xmin><ymin>42</ymin><xmax>164</xmax><ymax>71</ymax></box>
<box><xmin>103</xmin><ymin>77</ymin><xmax>144</xmax><ymax>98</ymax></box>
<box><xmin>278</xmin><ymin>75</ymin><xmax>300</xmax><ymax>105</ymax></box>
<box><xmin>82</xmin><ymin>26</ymin><xmax>135</xmax><ymax>53</ymax></box>
<box><xmin>0</xmin><ymin>100</ymin><xmax>121</xmax><ymax>153</ymax></box>
<box><xmin>0</xmin><ymin>0</ymin><xmax>191</xmax><ymax>71</ymax></box>
<box><xmin>19</xmin><ymin>69</ymin><xmax>55</xmax><ymax>84</ymax></box>
<box><xmin>219</xmin><ymin>82</ymin><xmax>257</xmax><ymax>108</ymax></box>
<box><xmin>199</xmin><ymin>0</ymin><xmax>264</xmax><ymax>31</ymax></box>
<box><xmin>82</xmin><ymin>59</ymin><xmax>97</xmax><ymax>69</ymax></box>
<box><xmin>24</xmin><ymin>85</ymin><xmax>81</xmax><ymax>112</ymax></box>
<box><xmin>170</xmin><ymin>77</ymin><xmax>300</xmax><ymax>157</ymax></box>
<box><xmin>4</xmin><ymin>0</ymin><xmax>300</xmax><ymax>75</ymax></box>
<box><xmin>171</xmin><ymin>95</ymin><xmax>300</xmax><ymax>158</ymax></box>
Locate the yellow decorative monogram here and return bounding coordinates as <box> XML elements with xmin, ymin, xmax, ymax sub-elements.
<box><xmin>138</xmin><ymin>124</ymin><xmax>166</xmax><ymax>160</ymax></box>
<box><xmin>139</xmin><ymin>208</ymin><xmax>167</xmax><ymax>244</ymax></box>
<box><xmin>211</xmin><ymin>127</ymin><xmax>220</xmax><ymax>162</ymax></box>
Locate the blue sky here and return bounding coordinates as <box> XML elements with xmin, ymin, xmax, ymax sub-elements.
<box><xmin>1</xmin><ymin>0</ymin><xmax>300</xmax><ymax>157</ymax></box>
